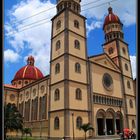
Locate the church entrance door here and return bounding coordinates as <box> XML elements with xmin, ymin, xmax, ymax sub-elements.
<box><xmin>97</xmin><ymin>118</ymin><xmax>104</xmax><ymax>135</ymax></box>
<box><xmin>106</xmin><ymin>119</ymin><xmax>114</xmax><ymax>135</ymax></box>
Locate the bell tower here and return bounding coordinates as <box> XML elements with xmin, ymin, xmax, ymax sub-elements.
<box><xmin>48</xmin><ymin>0</ymin><xmax>90</xmax><ymax>139</ymax></box>
<box><xmin>103</xmin><ymin>7</ymin><xmax>136</xmax><ymax>130</ymax></box>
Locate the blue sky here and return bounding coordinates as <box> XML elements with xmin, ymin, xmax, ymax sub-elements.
<box><xmin>4</xmin><ymin>0</ymin><xmax>136</xmax><ymax>84</ymax></box>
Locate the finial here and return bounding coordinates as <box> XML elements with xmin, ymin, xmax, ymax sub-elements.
<box><xmin>27</xmin><ymin>55</ymin><xmax>35</xmax><ymax>66</ymax></box>
<box><xmin>108</xmin><ymin>6</ymin><xmax>113</xmax><ymax>14</ymax></box>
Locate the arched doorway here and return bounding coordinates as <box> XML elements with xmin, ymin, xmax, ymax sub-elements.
<box><xmin>96</xmin><ymin>109</ymin><xmax>106</xmax><ymax>135</ymax></box>
<box><xmin>106</xmin><ymin>109</ymin><xmax>115</xmax><ymax>135</ymax></box>
<box><xmin>116</xmin><ymin>111</ymin><xmax>123</xmax><ymax>134</ymax></box>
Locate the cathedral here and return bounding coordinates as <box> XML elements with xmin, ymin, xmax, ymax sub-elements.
<box><xmin>4</xmin><ymin>0</ymin><xmax>136</xmax><ymax>139</ymax></box>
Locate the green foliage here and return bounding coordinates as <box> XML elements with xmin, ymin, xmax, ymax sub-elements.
<box><xmin>22</xmin><ymin>127</ymin><xmax>32</xmax><ymax>137</ymax></box>
<box><xmin>80</xmin><ymin>123</ymin><xmax>94</xmax><ymax>140</ymax></box>
<box><xmin>4</xmin><ymin>103</ymin><xmax>23</xmax><ymax>139</ymax></box>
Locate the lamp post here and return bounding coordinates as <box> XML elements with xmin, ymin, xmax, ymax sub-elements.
<box><xmin>72</xmin><ymin>113</ymin><xmax>75</xmax><ymax>140</ymax></box>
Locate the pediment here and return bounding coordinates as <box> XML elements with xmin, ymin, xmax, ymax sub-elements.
<box><xmin>89</xmin><ymin>54</ymin><xmax>121</xmax><ymax>72</ymax></box>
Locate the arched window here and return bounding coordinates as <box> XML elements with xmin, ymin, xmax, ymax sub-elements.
<box><xmin>25</xmin><ymin>81</ymin><xmax>28</xmax><ymax>85</ymax></box>
<box><xmin>129</xmin><ymin>99</ymin><xmax>133</xmax><ymax>108</ymax></box>
<box><xmin>56</xmin><ymin>40</ymin><xmax>61</xmax><ymax>51</ymax></box>
<box><xmin>75</xmin><ymin>40</ymin><xmax>80</xmax><ymax>49</ymax></box>
<box><xmin>76</xmin><ymin>117</ymin><xmax>82</xmax><ymax>128</ymax></box>
<box><xmin>55</xmin><ymin>63</ymin><xmax>60</xmax><ymax>74</ymax></box>
<box><xmin>127</xmin><ymin>81</ymin><xmax>131</xmax><ymax>89</ymax></box>
<box><xmin>74</xmin><ymin>20</ymin><xmax>79</xmax><ymax>28</ymax></box>
<box><xmin>55</xmin><ymin>89</ymin><xmax>60</xmax><ymax>101</ymax></box>
<box><xmin>75</xmin><ymin>63</ymin><xmax>81</xmax><ymax>73</ymax></box>
<box><xmin>76</xmin><ymin>88</ymin><xmax>82</xmax><ymax>100</ymax></box>
<box><xmin>125</xmin><ymin>63</ymin><xmax>128</xmax><ymax>71</ymax></box>
<box><xmin>108</xmin><ymin>47</ymin><xmax>114</xmax><ymax>54</ymax></box>
<box><xmin>56</xmin><ymin>20</ymin><xmax>61</xmax><ymax>29</ymax></box>
<box><xmin>54</xmin><ymin>117</ymin><xmax>59</xmax><ymax>129</ymax></box>
<box><xmin>132</xmin><ymin>120</ymin><xmax>136</xmax><ymax>128</ymax></box>
<box><xmin>31</xmin><ymin>98</ymin><xmax>38</xmax><ymax>121</ymax></box>
<box><xmin>122</xmin><ymin>47</ymin><xmax>126</xmax><ymax>54</ymax></box>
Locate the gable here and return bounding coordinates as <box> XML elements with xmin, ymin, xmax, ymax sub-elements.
<box><xmin>89</xmin><ymin>54</ymin><xmax>121</xmax><ymax>72</ymax></box>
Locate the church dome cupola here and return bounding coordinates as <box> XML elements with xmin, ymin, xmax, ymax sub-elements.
<box><xmin>103</xmin><ymin>7</ymin><xmax>124</xmax><ymax>43</ymax></box>
<box><xmin>103</xmin><ymin>7</ymin><xmax>122</xmax><ymax>29</ymax></box>
<box><xmin>11</xmin><ymin>56</ymin><xmax>44</xmax><ymax>88</ymax></box>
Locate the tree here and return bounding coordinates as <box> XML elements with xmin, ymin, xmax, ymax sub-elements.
<box><xmin>22</xmin><ymin>127</ymin><xmax>32</xmax><ymax>139</ymax></box>
<box><xmin>4</xmin><ymin>103</ymin><xmax>23</xmax><ymax>139</ymax></box>
<box><xmin>80</xmin><ymin>123</ymin><xmax>94</xmax><ymax>140</ymax></box>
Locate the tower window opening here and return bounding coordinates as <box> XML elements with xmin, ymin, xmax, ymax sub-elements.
<box><xmin>122</xmin><ymin>47</ymin><xmax>126</xmax><ymax>54</ymax></box>
<box><xmin>108</xmin><ymin>47</ymin><xmax>114</xmax><ymax>54</ymax></box>
<box><xmin>55</xmin><ymin>63</ymin><xmax>60</xmax><ymax>74</ymax></box>
<box><xmin>54</xmin><ymin>117</ymin><xmax>59</xmax><ymax>129</ymax></box>
<box><xmin>76</xmin><ymin>88</ymin><xmax>82</xmax><ymax>100</ymax></box>
<box><xmin>56</xmin><ymin>40</ymin><xmax>61</xmax><ymax>51</ymax></box>
<box><xmin>55</xmin><ymin>89</ymin><xmax>60</xmax><ymax>101</ymax></box>
<box><xmin>125</xmin><ymin>63</ymin><xmax>128</xmax><ymax>71</ymax></box>
<box><xmin>76</xmin><ymin>117</ymin><xmax>82</xmax><ymax>128</ymax></box>
<box><xmin>127</xmin><ymin>81</ymin><xmax>131</xmax><ymax>89</ymax></box>
<box><xmin>75</xmin><ymin>40</ymin><xmax>80</xmax><ymax>49</ymax></box>
<box><xmin>75</xmin><ymin>63</ymin><xmax>81</xmax><ymax>73</ymax></box>
<box><xmin>56</xmin><ymin>20</ymin><xmax>61</xmax><ymax>29</ymax></box>
<box><xmin>129</xmin><ymin>99</ymin><xmax>133</xmax><ymax>108</ymax></box>
<box><xmin>74</xmin><ymin>20</ymin><xmax>79</xmax><ymax>28</ymax></box>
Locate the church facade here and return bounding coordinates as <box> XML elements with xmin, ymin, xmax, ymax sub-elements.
<box><xmin>4</xmin><ymin>0</ymin><xmax>136</xmax><ymax>139</ymax></box>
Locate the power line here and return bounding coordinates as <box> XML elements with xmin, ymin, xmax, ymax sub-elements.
<box><xmin>6</xmin><ymin>0</ymin><xmax>119</xmax><ymax>36</ymax></box>
<box><xmin>11</xmin><ymin>5</ymin><xmax>56</xmax><ymax>25</ymax></box>
<box><xmin>12</xmin><ymin>0</ymin><xmax>103</xmax><ymax>30</ymax></box>
<box><xmin>11</xmin><ymin>0</ymin><xmax>103</xmax><ymax>25</ymax></box>
<box><xmin>82</xmin><ymin>0</ymin><xmax>118</xmax><ymax>11</ymax></box>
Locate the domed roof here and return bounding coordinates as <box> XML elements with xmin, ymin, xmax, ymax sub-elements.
<box><xmin>12</xmin><ymin>56</ymin><xmax>44</xmax><ymax>82</ymax></box>
<box><xmin>103</xmin><ymin>7</ymin><xmax>122</xmax><ymax>29</ymax></box>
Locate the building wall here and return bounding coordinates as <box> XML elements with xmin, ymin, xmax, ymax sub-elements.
<box><xmin>91</xmin><ymin>63</ymin><xmax>122</xmax><ymax>98</ymax></box>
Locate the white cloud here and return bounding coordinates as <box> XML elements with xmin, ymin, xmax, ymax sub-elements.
<box><xmin>4</xmin><ymin>0</ymin><xmax>136</xmax><ymax>76</ymax></box>
<box><xmin>4</xmin><ymin>49</ymin><xmax>21</xmax><ymax>63</ymax></box>
<box><xmin>81</xmin><ymin>0</ymin><xmax>136</xmax><ymax>30</ymax></box>
<box><xmin>5</xmin><ymin>0</ymin><xmax>56</xmax><ymax>75</ymax></box>
<box><xmin>130</xmin><ymin>55</ymin><xmax>136</xmax><ymax>79</ymax></box>
<box><xmin>86</xmin><ymin>21</ymin><xmax>102</xmax><ymax>36</ymax></box>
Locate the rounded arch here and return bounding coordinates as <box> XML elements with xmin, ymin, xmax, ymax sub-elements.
<box><xmin>96</xmin><ymin>109</ymin><xmax>106</xmax><ymax>136</ymax></box>
<box><xmin>76</xmin><ymin>116</ymin><xmax>82</xmax><ymax>128</ymax></box>
<box><xmin>54</xmin><ymin>116</ymin><xmax>59</xmax><ymax>129</ymax></box>
<box><xmin>106</xmin><ymin>108</ymin><xmax>115</xmax><ymax>135</ymax></box>
<box><xmin>96</xmin><ymin>109</ymin><xmax>106</xmax><ymax>118</ymax></box>
<box><xmin>106</xmin><ymin>108</ymin><xmax>115</xmax><ymax>118</ymax></box>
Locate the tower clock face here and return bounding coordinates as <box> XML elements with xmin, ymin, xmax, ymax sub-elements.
<box><xmin>102</xmin><ymin>73</ymin><xmax>113</xmax><ymax>91</ymax></box>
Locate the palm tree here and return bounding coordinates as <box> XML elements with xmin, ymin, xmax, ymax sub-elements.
<box><xmin>4</xmin><ymin>103</ymin><xmax>23</xmax><ymax>139</ymax></box>
<box><xmin>80</xmin><ymin>123</ymin><xmax>94</xmax><ymax>140</ymax></box>
<box><xmin>22</xmin><ymin>127</ymin><xmax>32</xmax><ymax>139</ymax></box>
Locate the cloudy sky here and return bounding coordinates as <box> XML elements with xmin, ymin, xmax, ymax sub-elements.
<box><xmin>4</xmin><ymin>0</ymin><xmax>137</xmax><ymax>84</ymax></box>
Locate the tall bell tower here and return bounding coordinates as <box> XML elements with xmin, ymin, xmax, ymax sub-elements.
<box><xmin>48</xmin><ymin>0</ymin><xmax>90</xmax><ymax>139</ymax></box>
<box><xmin>103</xmin><ymin>7</ymin><xmax>136</xmax><ymax>130</ymax></box>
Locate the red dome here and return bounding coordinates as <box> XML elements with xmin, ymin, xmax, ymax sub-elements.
<box><xmin>103</xmin><ymin>7</ymin><xmax>122</xmax><ymax>29</ymax></box>
<box><xmin>12</xmin><ymin>56</ymin><xmax>44</xmax><ymax>82</ymax></box>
